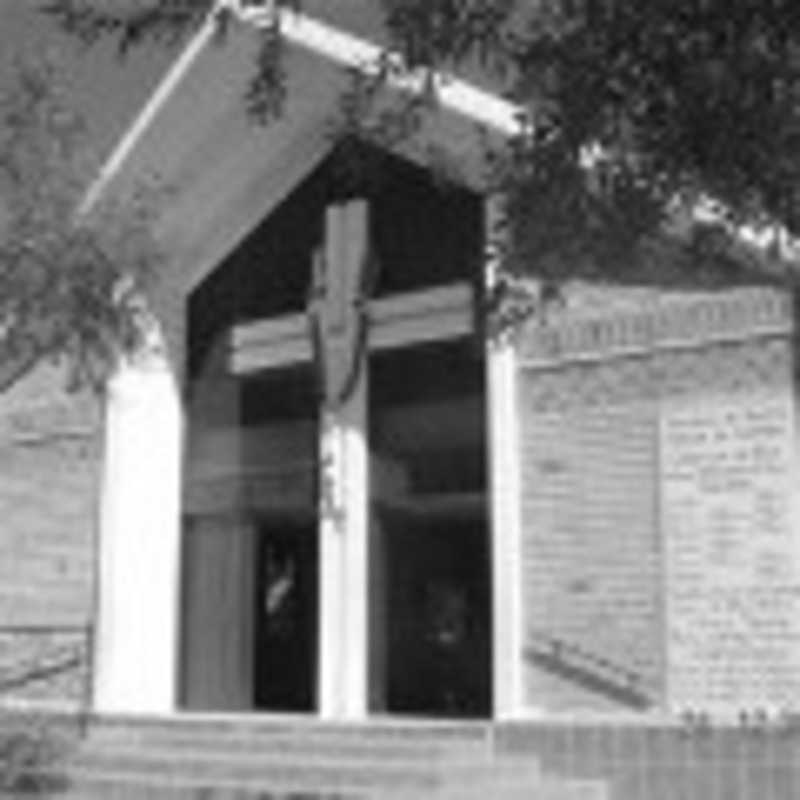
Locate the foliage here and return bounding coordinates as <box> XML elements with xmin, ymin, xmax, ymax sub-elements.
<box><xmin>0</xmin><ymin>719</ymin><xmax>72</xmax><ymax>794</ymax></box>
<box><xmin>0</xmin><ymin>57</ymin><xmax>162</xmax><ymax>394</ymax></box>
<box><xmin>381</xmin><ymin>0</ymin><xmax>800</xmax><ymax>283</ymax></box>
<box><xmin>41</xmin><ymin>0</ymin><xmax>290</xmax><ymax>124</ymax></box>
<box><xmin>40</xmin><ymin>0</ymin><xmax>800</xmax><ymax>286</ymax></box>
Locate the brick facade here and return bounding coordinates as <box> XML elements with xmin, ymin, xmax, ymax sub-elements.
<box><xmin>520</xmin><ymin>372</ymin><xmax>662</xmax><ymax>711</ymax></box>
<box><xmin>0</xmin><ymin>277</ymin><xmax>797</xmax><ymax>734</ymax></box>
<box><xmin>516</xmin><ymin>285</ymin><xmax>796</xmax><ymax>714</ymax></box>
<box><xmin>0</xmin><ymin>364</ymin><xmax>101</xmax><ymax>707</ymax></box>
<box><xmin>495</xmin><ymin>718</ymin><xmax>800</xmax><ymax>800</ymax></box>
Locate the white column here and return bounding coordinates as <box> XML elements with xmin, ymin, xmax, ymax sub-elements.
<box><xmin>318</xmin><ymin>201</ymin><xmax>370</xmax><ymax>719</ymax></box>
<box><xmin>94</xmin><ymin>353</ymin><xmax>183</xmax><ymax>714</ymax></box>
<box><xmin>485</xmin><ymin>195</ymin><xmax>523</xmax><ymax>718</ymax></box>
<box><xmin>487</xmin><ymin>340</ymin><xmax>522</xmax><ymax>717</ymax></box>
<box><xmin>318</xmin><ymin>389</ymin><xmax>368</xmax><ymax>719</ymax></box>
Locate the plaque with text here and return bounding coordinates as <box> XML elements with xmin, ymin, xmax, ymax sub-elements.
<box><xmin>662</xmin><ymin>391</ymin><xmax>800</xmax><ymax>711</ymax></box>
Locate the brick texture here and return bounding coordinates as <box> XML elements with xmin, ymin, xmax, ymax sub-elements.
<box><xmin>45</xmin><ymin>714</ymin><xmax>800</xmax><ymax>799</ymax></box>
<box><xmin>519</xmin><ymin>358</ymin><xmax>662</xmax><ymax>712</ymax></box>
<box><xmin>516</xmin><ymin>285</ymin><xmax>795</xmax><ymax>714</ymax></box>
<box><xmin>0</xmin><ymin>629</ymin><xmax>90</xmax><ymax>705</ymax></box>
<box><xmin>495</xmin><ymin>719</ymin><xmax>800</xmax><ymax>800</ymax></box>
<box><xmin>0</xmin><ymin>364</ymin><xmax>101</xmax><ymax>706</ymax></box>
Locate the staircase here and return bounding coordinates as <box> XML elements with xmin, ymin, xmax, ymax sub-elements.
<box><xmin>31</xmin><ymin>713</ymin><xmax>608</xmax><ymax>799</ymax></box>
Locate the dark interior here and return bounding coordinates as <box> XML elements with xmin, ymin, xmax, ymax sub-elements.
<box><xmin>254</xmin><ymin>519</ymin><xmax>318</xmax><ymax>712</ymax></box>
<box><xmin>369</xmin><ymin>339</ymin><xmax>492</xmax><ymax>718</ymax></box>
<box><xmin>186</xmin><ymin>140</ymin><xmax>481</xmax><ymax>383</ymax></box>
<box><xmin>382</xmin><ymin>514</ymin><xmax>491</xmax><ymax>717</ymax></box>
<box><xmin>183</xmin><ymin>139</ymin><xmax>487</xmax><ymax>717</ymax></box>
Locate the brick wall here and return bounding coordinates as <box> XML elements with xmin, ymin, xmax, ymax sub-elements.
<box><xmin>519</xmin><ymin>355</ymin><xmax>662</xmax><ymax>712</ymax></box>
<box><xmin>495</xmin><ymin>718</ymin><xmax>800</xmax><ymax>800</ymax></box>
<box><xmin>0</xmin><ymin>364</ymin><xmax>101</xmax><ymax>707</ymax></box>
<box><xmin>515</xmin><ymin>286</ymin><xmax>795</xmax><ymax>713</ymax></box>
<box><xmin>0</xmin><ymin>629</ymin><xmax>90</xmax><ymax>705</ymax></box>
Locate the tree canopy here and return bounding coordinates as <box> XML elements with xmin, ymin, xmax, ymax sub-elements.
<box><xmin>0</xmin><ymin>57</ymin><xmax>161</xmax><ymax>393</ymax></box>
<box><xmin>41</xmin><ymin>1</ymin><xmax>800</xmax><ymax>286</ymax></box>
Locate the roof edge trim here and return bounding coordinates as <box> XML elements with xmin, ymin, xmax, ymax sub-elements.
<box><xmin>80</xmin><ymin>0</ymin><xmax>525</xmax><ymax>215</ymax></box>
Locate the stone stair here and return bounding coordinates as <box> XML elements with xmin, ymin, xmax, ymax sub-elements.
<box><xmin>1</xmin><ymin>712</ymin><xmax>607</xmax><ymax>798</ymax></box>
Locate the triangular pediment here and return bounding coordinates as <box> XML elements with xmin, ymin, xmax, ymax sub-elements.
<box><xmin>89</xmin><ymin>12</ymin><xmax>498</xmax><ymax>300</ymax></box>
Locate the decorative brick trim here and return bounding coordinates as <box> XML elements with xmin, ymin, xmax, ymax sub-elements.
<box><xmin>514</xmin><ymin>286</ymin><xmax>797</xmax><ymax>716</ymax></box>
<box><xmin>518</xmin><ymin>288</ymin><xmax>793</xmax><ymax>368</ymax></box>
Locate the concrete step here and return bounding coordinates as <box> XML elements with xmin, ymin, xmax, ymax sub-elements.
<box><xmin>68</xmin><ymin>748</ymin><xmax>544</xmax><ymax>789</ymax></box>
<box><xmin>396</xmin><ymin>777</ymin><xmax>607</xmax><ymax>800</ymax></box>
<box><xmin>68</xmin><ymin>749</ymin><xmax>440</xmax><ymax>792</ymax></box>
<box><xmin>435</xmin><ymin>776</ymin><xmax>608</xmax><ymax>800</ymax></box>
<box><xmin>87</xmin><ymin>715</ymin><xmax>491</xmax><ymax>762</ymax></box>
<box><xmin>64</xmin><ymin>763</ymin><xmax>410</xmax><ymax>798</ymax></box>
<box><xmin>61</xmin><ymin>774</ymin><xmax>606</xmax><ymax>800</ymax></box>
<box><xmin>62</xmin><ymin>768</ymin><xmax>601</xmax><ymax>800</ymax></box>
<box><xmin>86</xmin><ymin>736</ymin><xmax>480</xmax><ymax>763</ymax></box>
<box><xmin>62</xmin><ymin>769</ymin><xmax>364</xmax><ymax>799</ymax></box>
<box><xmin>89</xmin><ymin>714</ymin><xmax>490</xmax><ymax>745</ymax></box>
<box><xmin>0</xmin><ymin>712</ymin><xmax>610</xmax><ymax>799</ymax></box>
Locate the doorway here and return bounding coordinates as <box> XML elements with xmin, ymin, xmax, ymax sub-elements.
<box><xmin>382</xmin><ymin>515</ymin><xmax>491</xmax><ymax>716</ymax></box>
<box><xmin>182</xmin><ymin>142</ymin><xmax>491</xmax><ymax>719</ymax></box>
<box><xmin>369</xmin><ymin>339</ymin><xmax>492</xmax><ymax>718</ymax></box>
<box><xmin>253</xmin><ymin>519</ymin><xmax>318</xmax><ymax>711</ymax></box>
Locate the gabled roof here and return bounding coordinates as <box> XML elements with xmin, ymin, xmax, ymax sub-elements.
<box><xmin>84</xmin><ymin>1</ymin><xmax>800</xmax><ymax>290</ymax></box>
<box><xmin>82</xmin><ymin>1</ymin><xmax>523</xmax><ymax>294</ymax></box>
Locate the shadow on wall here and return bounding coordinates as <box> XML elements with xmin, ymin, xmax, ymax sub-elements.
<box><xmin>523</xmin><ymin>633</ymin><xmax>656</xmax><ymax>711</ymax></box>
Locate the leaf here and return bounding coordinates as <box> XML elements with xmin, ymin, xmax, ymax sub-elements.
<box><xmin>0</xmin><ymin>55</ymin><xmax>164</xmax><ymax>394</ymax></box>
<box><xmin>41</xmin><ymin>0</ymin><xmax>800</xmax><ymax>288</ymax></box>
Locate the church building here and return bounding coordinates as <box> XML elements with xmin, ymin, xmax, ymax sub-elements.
<box><xmin>1</xmin><ymin>3</ymin><xmax>799</xmax><ymax>797</ymax></box>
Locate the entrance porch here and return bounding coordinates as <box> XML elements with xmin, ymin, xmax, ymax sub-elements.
<box><xmin>91</xmin><ymin>145</ymin><xmax>517</xmax><ymax>721</ymax></box>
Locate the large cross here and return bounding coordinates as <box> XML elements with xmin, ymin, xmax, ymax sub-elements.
<box><xmin>228</xmin><ymin>199</ymin><xmax>473</xmax><ymax>718</ymax></box>
<box><xmin>230</xmin><ymin>214</ymin><xmax>473</xmax><ymax>375</ymax></box>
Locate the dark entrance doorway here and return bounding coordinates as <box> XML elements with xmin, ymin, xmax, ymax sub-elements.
<box><xmin>369</xmin><ymin>339</ymin><xmax>492</xmax><ymax>718</ymax></box>
<box><xmin>382</xmin><ymin>515</ymin><xmax>491</xmax><ymax>717</ymax></box>
<box><xmin>254</xmin><ymin>519</ymin><xmax>318</xmax><ymax>711</ymax></box>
